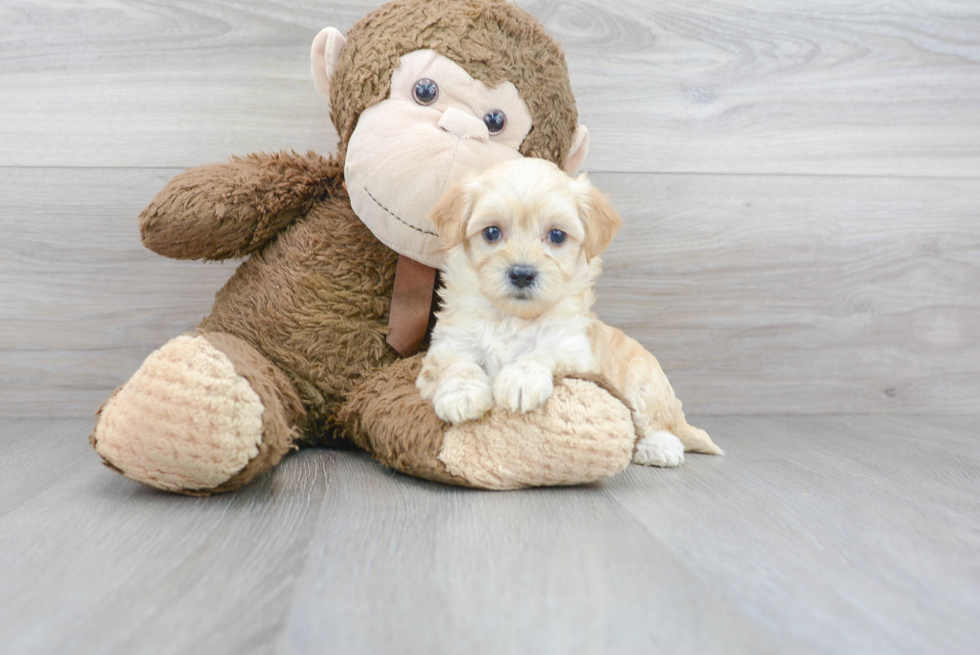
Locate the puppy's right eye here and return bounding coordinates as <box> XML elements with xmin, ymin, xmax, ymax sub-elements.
<box><xmin>483</xmin><ymin>226</ymin><xmax>502</xmax><ymax>243</ymax></box>
<box><xmin>548</xmin><ymin>229</ymin><xmax>567</xmax><ymax>245</ymax></box>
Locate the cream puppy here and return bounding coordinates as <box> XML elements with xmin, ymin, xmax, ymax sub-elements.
<box><xmin>416</xmin><ymin>158</ymin><xmax>721</xmax><ymax>467</ymax></box>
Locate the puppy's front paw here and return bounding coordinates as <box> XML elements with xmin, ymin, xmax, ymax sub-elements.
<box><xmin>432</xmin><ymin>377</ymin><xmax>494</xmax><ymax>425</ymax></box>
<box><xmin>493</xmin><ymin>362</ymin><xmax>554</xmax><ymax>414</ymax></box>
<box><xmin>633</xmin><ymin>431</ymin><xmax>685</xmax><ymax>468</ymax></box>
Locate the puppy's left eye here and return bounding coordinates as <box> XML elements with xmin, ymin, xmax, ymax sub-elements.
<box><xmin>548</xmin><ymin>229</ymin><xmax>567</xmax><ymax>245</ymax></box>
<box><xmin>483</xmin><ymin>226</ymin><xmax>502</xmax><ymax>242</ymax></box>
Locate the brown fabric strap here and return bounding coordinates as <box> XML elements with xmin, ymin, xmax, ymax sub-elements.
<box><xmin>387</xmin><ymin>255</ymin><xmax>437</xmax><ymax>357</ymax></box>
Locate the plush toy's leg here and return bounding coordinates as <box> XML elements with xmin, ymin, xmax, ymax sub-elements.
<box><xmin>341</xmin><ymin>357</ymin><xmax>636</xmax><ymax>490</ymax></box>
<box><xmin>90</xmin><ymin>332</ymin><xmax>304</xmax><ymax>495</ymax></box>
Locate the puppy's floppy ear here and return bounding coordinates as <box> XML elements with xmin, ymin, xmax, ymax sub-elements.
<box><xmin>572</xmin><ymin>175</ymin><xmax>622</xmax><ymax>260</ymax></box>
<box><xmin>428</xmin><ymin>180</ymin><xmax>475</xmax><ymax>250</ymax></box>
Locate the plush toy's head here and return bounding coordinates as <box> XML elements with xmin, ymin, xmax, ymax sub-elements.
<box><xmin>312</xmin><ymin>0</ymin><xmax>589</xmax><ymax>268</ymax></box>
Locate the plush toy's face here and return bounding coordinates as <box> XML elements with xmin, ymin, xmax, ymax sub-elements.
<box><xmin>344</xmin><ymin>50</ymin><xmax>535</xmax><ymax>268</ymax></box>
<box><xmin>312</xmin><ymin>7</ymin><xmax>589</xmax><ymax>269</ymax></box>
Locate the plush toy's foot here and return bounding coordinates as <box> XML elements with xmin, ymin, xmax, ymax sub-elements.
<box><xmin>91</xmin><ymin>332</ymin><xmax>303</xmax><ymax>495</ymax></box>
<box><xmin>342</xmin><ymin>357</ymin><xmax>636</xmax><ymax>490</ymax></box>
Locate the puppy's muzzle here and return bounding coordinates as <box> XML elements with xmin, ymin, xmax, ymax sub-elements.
<box><xmin>508</xmin><ymin>265</ymin><xmax>537</xmax><ymax>289</ymax></box>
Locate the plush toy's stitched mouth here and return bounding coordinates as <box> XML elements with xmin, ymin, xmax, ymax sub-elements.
<box><xmin>364</xmin><ymin>187</ymin><xmax>438</xmax><ymax>237</ymax></box>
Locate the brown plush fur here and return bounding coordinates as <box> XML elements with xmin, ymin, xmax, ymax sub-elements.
<box><xmin>94</xmin><ymin>0</ymin><xmax>635</xmax><ymax>494</ymax></box>
<box><xmin>341</xmin><ymin>355</ymin><xmax>466</xmax><ymax>486</ymax></box>
<box><xmin>197</xmin><ymin>182</ymin><xmax>399</xmax><ymax>445</ymax></box>
<box><xmin>141</xmin><ymin>152</ymin><xmax>340</xmax><ymax>261</ymax></box>
<box><xmin>200</xmin><ymin>332</ymin><xmax>305</xmax><ymax>492</ymax></box>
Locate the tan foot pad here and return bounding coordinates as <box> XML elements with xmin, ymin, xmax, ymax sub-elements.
<box><xmin>92</xmin><ymin>335</ymin><xmax>265</xmax><ymax>492</ymax></box>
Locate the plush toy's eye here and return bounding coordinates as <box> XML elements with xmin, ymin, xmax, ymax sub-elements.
<box><xmin>413</xmin><ymin>78</ymin><xmax>439</xmax><ymax>106</ymax></box>
<box><xmin>548</xmin><ymin>229</ymin><xmax>567</xmax><ymax>245</ymax></box>
<box><xmin>483</xmin><ymin>226</ymin><xmax>502</xmax><ymax>243</ymax></box>
<box><xmin>483</xmin><ymin>110</ymin><xmax>506</xmax><ymax>134</ymax></box>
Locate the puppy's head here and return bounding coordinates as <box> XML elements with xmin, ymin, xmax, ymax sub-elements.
<box><xmin>428</xmin><ymin>158</ymin><xmax>622</xmax><ymax>319</ymax></box>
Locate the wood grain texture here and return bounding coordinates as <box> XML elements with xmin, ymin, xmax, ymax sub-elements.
<box><xmin>278</xmin><ymin>455</ymin><xmax>781</xmax><ymax>655</ymax></box>
<box><xmin>592</xmin><ymin>173</ymin><xmax>980</xmax><ymax>414</ymax></box>
<box><xmin>605</xmin><ymin>414</ymin><xmax>980</xmax><ymax>655</ymax></box>
<box><xmin>0</xmin><ymin>167</ymin><xmax>239</xmax><ymax>416</ymax></box>
<box><xmin>534</xmin><ymin>0</ymin><xmax>980</xmax><ymax>176</ymax></box>
<box><xmin>1</xmin><ymin>0</ymin><xmax>978</xmax><ymax>175</ymax></box>
<box><xmin>1</xmin><ymin>416</ymin><xmax>977</xmax><ymax>654</ymax></box>
<box><xmin>0</xmin><ymin>418</ymin><xmax>332</xmax><ymax>655</ymax></box>
<box><xmin>3</xmin><ymin>167</ymin><xmax>977</xmax><ymax>415</ymax></box>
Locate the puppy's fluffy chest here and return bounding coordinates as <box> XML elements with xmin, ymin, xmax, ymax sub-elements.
<box><xmin>435</xmin><ymin>296</ymin><xmax>598</xmax><ymax>379</ymax></box>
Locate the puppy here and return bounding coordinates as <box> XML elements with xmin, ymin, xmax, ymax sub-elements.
<box><xmin>416</xmin><ymin>158</ymin><xmax>721</xmax><ymax>467</ymax></box>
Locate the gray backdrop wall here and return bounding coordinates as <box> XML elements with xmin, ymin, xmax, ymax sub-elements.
<box><xmin>2</xmin><ymin>0</ymin><xmax>978</xmax><ymax>416</ymax></box>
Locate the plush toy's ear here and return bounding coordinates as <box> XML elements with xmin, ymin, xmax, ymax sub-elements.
<box><xmin>428</xmin><ymin>182</ymin><xmax>475</xmax><ymax>250</ymax></box>
<box><xmin>563</xmin><ymin>125</ymin><xmax>590</xmax><ymax>176</ymax></box>
<box><xmin>311</xmin><ymin>27</ymin><xmax>348</xmax><ymax>103</ymax></box>
<box><xmin>573</xmin><ymin>174</ymin><xmax>622</xmax><ymax>261</ymax></box>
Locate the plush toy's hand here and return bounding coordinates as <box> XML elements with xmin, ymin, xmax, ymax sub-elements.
<box><xmin>345</xmin><ymin>357</ymin><xmax>636</xmax><ymax>490</ymax></box>
<box><xmin>140</xmin><ymin>151</ymin><xmax>342</xmax><ymax>261</ymax></box>
<box><xmin>493</xmin><ymin>361</ymin><xmax>554</xmax><ymax>414</ymax></box>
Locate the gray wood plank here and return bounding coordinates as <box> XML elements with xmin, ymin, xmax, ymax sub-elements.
<box><xmin>0</xmin><ymin>167</ymin><xmax>239</xmax><ymax>416</ymax></box>
<box><xmin>3</xmin><ymin>168</ymin><xmax>977</xmax><ymax>415</ymax></box>
<box><xmin>278</xmin><ymin>455</ymin><xmax>784</xmax><ymax>655</ymax></box>
<box><xmin>593</xmin><ymin>173</ymin><xmax>980</xmax><ymax>414</ymax></box>
<box><xmin>1</xmin><ymin>0</ymin><xmax>978</xmax><ymax>176</ymax></box>
<box><xmin>2</xmin><ymin>416</ymin><xmax>977</xmax><ymax>654</ymax></box>
<box><xmin>541</xmin><ymin>0</ymin><xmax>980</xmax><ymax>177</ymax></box>
<box><xmin>606</xmin><ymin>414</ymin><xmax>980</xmax><ymax>655</ymax></box>
<box><xmin>0</xmin><ymin>417</ymin><xmax>332</xmax><ymax>655</ymax></box>
<box><xmin>0</xmin><ymin>418</ymin><xmax>96</xmax><ymax>518</ymax></box>
<box><xmin>0</xmin><ymin>0</ymin><xmax>350</xmax><ymax>167</ymax></box>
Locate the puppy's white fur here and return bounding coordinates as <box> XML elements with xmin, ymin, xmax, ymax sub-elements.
<box><xmin>417</xmin><ymin>158</ymin><xmax>721</xmax><ymax>467</ymax></box>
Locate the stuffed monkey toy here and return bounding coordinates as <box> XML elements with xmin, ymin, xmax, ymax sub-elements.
<box><xmin>90</xmin><ymin>0</ymin><xmax>718</xmax><ymax>495</ymax></box>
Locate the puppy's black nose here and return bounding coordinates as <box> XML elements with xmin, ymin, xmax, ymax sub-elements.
<box><xmin>508</xmin><ymin>265</ymin><xmax>536</xmax><ymax>289</ymax></box>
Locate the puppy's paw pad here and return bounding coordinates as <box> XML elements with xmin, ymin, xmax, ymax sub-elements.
<box><xmin>493</xmin><ymin>363</ymin><xmax>554</xmax><ymax>413</ymax></box>
<box><xmin>634</xmin><ymin>431</ymin><xmax>685</xmax><ymax>468</ymax></box>
<box><xmin>433</xmin><ymin>381</ymin><xmax>494</xmax><ymax>425</ymax></box>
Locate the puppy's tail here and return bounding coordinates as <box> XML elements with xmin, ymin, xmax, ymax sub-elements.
<box><xmin>672</xmin><ymin>422</ymin><xmax>723</xmax><ymax>456</ymax></box>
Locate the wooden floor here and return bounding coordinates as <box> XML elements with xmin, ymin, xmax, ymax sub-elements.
<box><xmin>0</xmin><ymin>415</ymin><xmax>977</xmax><ymax>655</ymax></box>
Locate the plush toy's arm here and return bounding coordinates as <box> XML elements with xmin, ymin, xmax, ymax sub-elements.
<box><xmin>139</xmin><ymin>151</ymin><xmax>343</xmax><ymax>260</ymax></box>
